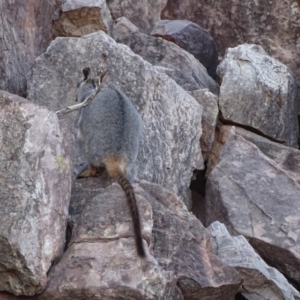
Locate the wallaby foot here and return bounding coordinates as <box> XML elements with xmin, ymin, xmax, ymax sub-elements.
<box><xmin>77</xmin><ymin>164</ymin><xmax>98</xmax><ymax>178</ymax></box>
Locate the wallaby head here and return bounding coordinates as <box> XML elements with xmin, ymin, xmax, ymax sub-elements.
<box><xmin>76</xmin><ymin>67</ymin><xmax>109</xmax><ymax>103</ymax></box>
<box><xmin>76</xmin><ymin>67</ymin><xmax>96</xmax><ymax>103</ymax></box>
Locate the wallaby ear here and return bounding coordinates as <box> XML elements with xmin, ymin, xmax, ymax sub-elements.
<box><xmin>82</xmin><ymin>67</ymin><xmax>91</xmax><ymax>81</ymax></box>
<box><xmin>97</xmin><ymin>69</ymin><xmax>109</xmax><ymax>83</ymax></box>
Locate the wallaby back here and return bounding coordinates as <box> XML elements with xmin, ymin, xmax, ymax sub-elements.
<box><xmin>75</xmin><ymin>68</ymin><xmax>144</xmax><ymax>257</ymax></box>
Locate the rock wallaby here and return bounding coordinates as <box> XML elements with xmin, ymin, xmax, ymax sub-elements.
<box><xmin>75</xmin><ymin>67</ymin><xmax>145</xmax><ymax>258</ymax></box>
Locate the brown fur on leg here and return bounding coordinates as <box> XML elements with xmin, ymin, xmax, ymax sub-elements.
<box><xmin>77</xmin><ymin>165</ymin><xmax>98</xmax><ymax>178</ymax></box>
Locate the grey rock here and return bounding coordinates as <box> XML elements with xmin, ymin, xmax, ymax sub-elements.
<box><xmin>113</xmin><ymin>17</ymin><xmax>219</xmax><ymax>94</ymax></box>
<box><xmin>217</xmin><ymin>44</ymin><xmax>299</xmax><ymax>148</ymax></box>
<box><xmin>112</xmin><ymin>16</ymin><xmax>140</xmax><ymax>38</ymax></box>
<box><xmin>161</xmin><ymin>0</ymin><xmax>300</xmax><ymax>84</ymax></box>
<box><xmin>206</xmin><ymin>125</ymin><xmax>300</xmax><ymax>286</ymax></box>
<box><xmin>233</xmin><ymin>126</ymin><xmax>300</xmax><ymax>185</ymax></box>
<box><xmin>137</xmin><ymin>181</ymin><xmax>242</xmax><ymax>299</ymax></box>
<box><xmin>0</xmin><ymin>91</ymin><xmax>73</xmax><ymax>296</ymax></box>
<box><xmin>189</xmin><ymin>89</ymin><xmax>219</xmax><ymax>161</ymax></box>
<box><xmin>36</xmin><ymin>181</ymin><xmax>173</xmax><ymax>300</ymax></box>
<box><xmin>35</xmin><ymin>180</ymin><xmax>241</xmax><ymax>299</ymax></box>
<box><xmin>107</xmin><ymin>0</ymin><xmax>167</xmax><ymax>33</ymax></box>
<box><xmin>151</xmin><ymin>20</ymin><xmax>218</xmax><ymax>78</ymax></box>
<box><xmin>0</xmin><ymin>0</ymin><xmax>55</xmax><ymax>96</ymax></box>
<box><xmin>52</xmin><ymin>0</ymin><xmax>113</xmax><ymax>38</ymax></box>
<box><xmin>208</xmin><ymin>221</ymin><xmax>300</xmax><ymax>300</ymax></box>
<box><xmin>27</xmin><ymin>31</ymin><xmax>203</xmax><ymax>206</ymax></box>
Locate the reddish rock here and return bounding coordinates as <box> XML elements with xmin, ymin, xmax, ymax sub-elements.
<box><xmin>0</xmin><ymin>0</ymin><xmax>56</xmax><ymax>97</ymax></box>
<box><xmin>161</xmin><ymin>0</ymin><xmax>300</xmax><ymax>83</ymax></box>
<box><xmin>107</xmin><ymin>0</ymin><xmax>167</xmax><ymax>33</ymax></box>
<box><xmin>34</xmin><ymin>180</ymin><xmax>241</xmax><ymax>299</ymax></box>
<box><xmin>52</xmin><ymin>0</ymin><xmax>113</xmax><ymax>38</ymax></box>
<box><xmin>0</xmin><ymin>90</ymin><xmax>73</xmax><ymax>296</ymax></box>
<box><xmin>138</xmin><ymin>181</ymin><xmax>242</xmax><ymax>299</ymax></box>
<box><xmin>206</xmin><ymin>125</ymin><xmax>300</xmax><ymax>286</ymax></box>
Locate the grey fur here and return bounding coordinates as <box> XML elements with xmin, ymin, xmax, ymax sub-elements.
<box><xmin>75</xmin><ymin>70</ymin><xmax>145</xmax><ymax>257</ymax></box>
<box><xmin>76</xmin><ymin>81</ymin><xmax>143</xmax><ymax>181</ymax></box>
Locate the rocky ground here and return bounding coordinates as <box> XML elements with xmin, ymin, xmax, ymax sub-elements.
<box><xmin>0</xmin><ymin>0</ymin><xmax>299</xmax><ymax>299</ymax></box>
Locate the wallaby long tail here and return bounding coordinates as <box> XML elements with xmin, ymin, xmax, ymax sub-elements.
<box><xmin>116</xmin><ymin>174</ymin><xmax>145</xmax><ymax>257</ymax></box>
<box><xmin>104</xmin><ymin>156</ymin><xmax>146</xmax><ymax>258</ymax></box>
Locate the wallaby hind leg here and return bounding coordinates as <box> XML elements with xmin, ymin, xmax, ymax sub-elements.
<box><xmin>77</xmin><ymin>164</ymin><xmax>98</xmax><ymax>178</ymax></box>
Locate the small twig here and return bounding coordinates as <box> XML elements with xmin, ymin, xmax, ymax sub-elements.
<box><xmin>56</xmin><ymin>68</ymin><xmax>109</xmax><ymax>117</ymax></box>
<box><xmin>56</xmin><ymin>84</ymin><xmax>101</xmax><ymax>116</ymax></box>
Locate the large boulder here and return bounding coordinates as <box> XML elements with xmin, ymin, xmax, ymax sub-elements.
<box><xmin>27</xmin><ymin>31</ymin><xmax>203</xmax><ymax>207</ymax></box>
<box><xmin>34</xmin><ymin>180</ymin><xmax>241</xmax><ymax>299</ymax></box>
<box><xmin>151</xmin><ymin>20</ymin><xmax>218</xmax><ymax>78</ymax></box>
<box><xmin>206</xmin><ymin>125</ymin><xmax>300</xmax><ymax>286</ymax></box>
<box><xmin>161</xmin><ymin>0</ymin><xmax>300</xmax><ymax>83</ymax></box>
<box><xmin>0</xmin><ymin>0</ymin><xmax>56</xmax><ymax>97</ymax></box>
<box><xmin>107</xmin><ymin>0</ymin><xmax>167</xmax><ymax>33</ymax></box>
<box><xmin>113</xmin><ymin>17</ymin><xmax>219</xmax><ymax>94</ymax></box>
<box><xmin>35</xmin><ymin>181</ymin><xmax>172</xmax><ymax>300</ymax></box>
<box><xmin>52</xmin><ymin>0</ymin><xmax>113</xmax><ymax>38</ymax></box>
<box><xmin>137</xmin><ymin>181</ymin><xmax>242</xmax><ymax>299</ymax></box>
<box><xmin>217</xmin><ymin>44</ymin><xmax>299</xmax><ymax>148</ymax></box>
<box><xmin>0</xmin><ymin>91</ymin><xmax>73</xmax><ymax>296</ymax></box>
<box><xmin>208</xmin><ymin>221</ymin><xmax>300</xmax><ymax>300</ymax></box>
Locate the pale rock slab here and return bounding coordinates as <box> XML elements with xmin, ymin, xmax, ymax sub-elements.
<box><xmin>52</xmin><ymin>0</ymin><xmax>113</xmax><ymax>38</ymax></box>
<box><xmin>27</xmin><ymin>31</ymin><xmax>203</xmax><ymax>206</ymax></box>
<box><xmin>113</xmin><ymin>17</ymin><xmax>219</xmax><ymax>94</ymax></box>
<box><xmin>206</xmin><ymin>125</ymin><xmax>300</xmax><ymax>285</ymax></box>
<box><xmin>208</xmin><ymin>221</ymin><xmax>300</xmax><ymax>300</ymax></box>
<box><xmin>0</xmin><ymin>90</ymin><xmax>73</xmax><ymax>296</ymax></box>
<box><xmin>232</xmin><ymin>126</ymin><xmax>300</xmax><ymax>185</ymax></box>
<box><xmin>217</xmin><ymin>44</ymin><xmax>299</xmax><ymax>148</ymax></box>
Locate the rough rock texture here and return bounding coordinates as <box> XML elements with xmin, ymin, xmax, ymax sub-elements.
<box><xmin>107</xmin><ymin>0</ymin><xmax>167</xmax><ymax>33</ymax></box>
<box><xmin>34</xmin><ymin>179</ymin><xmax>241</xmax><ymax>299</ymax></box>
<box><xmin>161</xmin><ymin>0</ymin><xmax>300</xmax><ymax>83</ymax></box>
<box><xmin>0</xmin><ymin>0</ymin><xmax>56</xmax><ymax>97</ymax></box>
<box><xmin>206</xmin><ymin>125</ymin><xmax>300</xmax><ymax>286</ymax></box>
<box><xmin>52</xmin><ymin>0</ymin><xmax>113</xmax><ymax>38</ymax></box>
<box><xmin>0</xmin><ymin>91</ymin><xmax>73</xmax><ymax>296</ymax></box>
<box><xmin>151</xmin><ymin>20</ymin><xmax>219</xmax><ymax>78</ymax></box>
<box><xmin>0</xmin><ymin>293</ymin><xmax>22</xmax><ymax>300</ymax></box>
<box><xmin>233</xmin><ymin>126</ymin><xmax>300</xmax><ymax>185</ymax></box>
<box><xmin>27</xmin><ymin>31</ymin><xmax>203</xmax><ymax>206</ymax></box>
<box><xmin>217</xmin><ymin>44</ymin><xmax>299</xmax><ymax>148</ymax></box>
<box><xmin>189</xmin><ymin>89</ymin><xmax>219</xmax><ymax>161</ymax></box>
<box><xmin>113</xmin><ymin>17</ymin><xmax>219</xmax><ymax>94</ymax></box>
<box><xmin>137</xmin><ymin>181</ymin><xmax>242</xmax><ymax>299</ymax></box>
<box><xmin>35</xmin><ymin>181</ymin><xmax>173</xmax><ymax>300</ymax></box>
<box><xmin>208</xmin><ymin>221</ymin><xmax>300</xmax><ymax>300</ymax></box>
